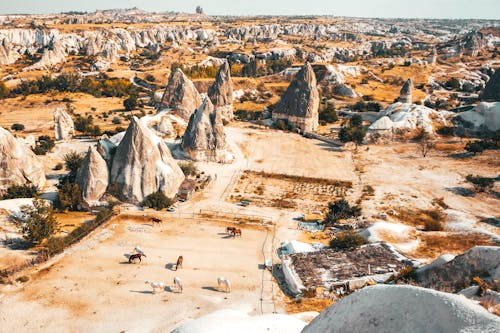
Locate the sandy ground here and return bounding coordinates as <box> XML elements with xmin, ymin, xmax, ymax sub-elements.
<box><xmin>0</xmin><ymin>217</ymin><xmax>268</xmax><ymax>332</ymax></box>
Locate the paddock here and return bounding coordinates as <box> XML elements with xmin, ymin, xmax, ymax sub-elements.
<box><xmin>0</xmin><ymin>216</ymin><xmax>268</xmax><ymax>332</ymax></box>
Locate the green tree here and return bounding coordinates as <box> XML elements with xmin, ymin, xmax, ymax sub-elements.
<box><xmin>124</xmin><ymin>95</ymin><xmax>137</xmax><ymax>111</ymax></box>
<box><xmin>11</xmin><ymin>123</ymin><xmax>25</xmax><ymax>131</ymax></box>
<box><xmin>325</xmin><ymin>199</ymin><xmax>362</xmax><ymax>225</ymax></box>
<box><xmin>55</xmin><ymin>178</ymin><xmax>83</xmax><ymax>211</ymax></box>
<box><xmin>17</xmin><ymin>198</ymin><xmax>58</xmax><ymax>245</ymax></box>
<box><xmin>63</xmin><ymin>151</ymin><xmax>85</xmax><ymax>175</ymax></box>
<box><xmin>143</xmin><ymin>191</ymin><xmax>173</xmax><ymax>210</ymax></box>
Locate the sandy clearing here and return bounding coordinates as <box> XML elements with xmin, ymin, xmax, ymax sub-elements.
<box><xmin>0</xmin><ymin>217</ymin><xmax>269</xmax><ymax>332</ymax></box>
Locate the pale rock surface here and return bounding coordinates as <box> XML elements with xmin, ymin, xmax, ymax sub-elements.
<box><xmin>272</xmin><ymin>62</ymin><xmax>320</xmax><ymax>132</ymax></box>
<box><xmin>110</xmin><ymin>117</ymin><xmax>184</xmax><ymax>204</ymax></box>
<box><xmin>301</xmin><ymin>285</ymin><xmax>500</xmax><ymax>333</ymax></box>
<box><xmin>208</xmin><ymin>61</ymin><xmax>234</xmax><ymax>122</ymax></box>
<box><xmin>171</xmin><ymin>309</ymin><xmax>307</xmax><ymax>333</ymax></box>
<box><xmin>159</xmin><ymin>68</ymin><xmax>203</xmax><ymax>121</ymax></box>
<box><xmin>454</xmin><ymin>102</ymin><xmax>500</xmax><ymax>132</ymax></box>
<box><xmin>182</xmin><ymin>98</ymin><xmax>231</xmax><ymax>163</ymax></box>
<box><xmin>156</xmin><ymin>116</ymin><xmax>176</xmax><ymax>138</ymax></box>
<box><xmin>53</xmin><ymin>108</ymin><xmax>75</xmax><ymax>141</ymax></box>
<box><xmin>76</xmin><ymin>146</ymin><xmax>109</xmax><ymax>208</ymax></box>
<box><xmin>0</xmin><ymin>127</ymin><xmax>46</xmax><ymax>190</ymax></box>
<box><xmin>0</xmin><ymin>38</ymin><xmax>20</xmax><ymax>65</ymax></box>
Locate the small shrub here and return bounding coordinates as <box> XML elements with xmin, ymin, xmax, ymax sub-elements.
<box><xmin>112</xmin><ymin>117</ymin><xmax>122</xmax><ymax>124</ymax></box>
<box><xmin>63</xmin><ymin>151</ymin><xmax>85</xmax><ymax>175</ymax></box>
<box><xmin>143</xmin><ymin>191</ymin><xmax>173</xmax><ymax>210</ymax></box>
<box><xmin>53</xmin><ymin>163</ymin><xmax>63</xmax><ymax>171</ymax></box>
<box><xmin>2</xmin><ymin>184</ymin><xmax>39</xmax><ymax>199</ymax></box>
<box><xmin>424</xmin><ymin>219</ymin><xmax>444</xmax><ymax>231</ymax></box>
<box><xmin>329</xmin><ymin>231</ymin><xmax>367</xmax><ymax>250</ymax></box>
<box><xmin>11</xmin><ymin>123</ymin><xmax>25</xmax><ymax>131</ymax></box>
<box><xmin>15</xmin><ymin>276</ymin><xmax>29</xmax><ymax>283</ymax></box>
<box><xmin>325</xmin><ymin>199</ymin><xmax>362</xmax><ymax>225</ymax></box>
<box><xmin>466</xmin><ymin>174</ymin><xmax>495</xmax><ymax>192</ymax></box>
<box><xmin>178</xmin><ymin>161</ymin><xmax>198</xmax><ymax>176</ymax></box>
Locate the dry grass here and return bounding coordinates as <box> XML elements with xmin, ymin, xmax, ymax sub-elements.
<box><xmin>480</xmin><ymin>296</ymin><xmax>500</xmax><ymax>317</ymax></box>
<box><xmin>396</xmin><ymin>208</ymin><xmax>445</xmax><ymax>231</ymax></box>
<box><xmin>434</xmin><ymin>143</ymin><xmax>464</xmax><ymax>152</ymax></box>
<box><xmin>285</xmin><ymin>297</ymin><xmax>334</xmax><ymax>314</ymax></box>
<box><xmin>412</xmin><ymin>233</ymin><xmax>497</xmax><ymax>259</ymax></box>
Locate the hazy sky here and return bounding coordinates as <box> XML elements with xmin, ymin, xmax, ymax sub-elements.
<box><xmin>0</xmin><ymin>0</ymin><xmax>499</xmax><ymax>19</ymax></box>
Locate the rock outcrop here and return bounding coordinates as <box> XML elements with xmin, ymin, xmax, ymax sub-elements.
<box><xmin>53</xmin><ymin>108</ymin><xmax>75</xmax><ymax>141</ymax></box>
<box><xmin>110</xmin><ymin>117</ymin><xmax>184</xmax><ymax>204</ymax></box>
<box><xmin>159</xmin><ymin>68</ymin><xmax>203</xmax><ymax>121</ymax></box>
<box><xmin>208</xmin><ymin>61</ymin><xmax>234</xmax><ymax>122</ymax></box>
<box><xmin>0</xmin><ymin>39</ymin><xmax>20</xmax><ymax>65</ymax></box>
<box><xmin>302</xmin><ymin>285</ymin><xmax>500</xmax><ymax>333</ymax></box>
<box><xmin>481</xmin><ymin>69</ymin><xmax>500</xmax><ymax>102</ymax></box>
<box><xmin>182</xmin><ymin>98</ymin><xmax>231</xmax><ymax>163</ymax></box>
<box><xmin>398</xmin><ymin>78</ymin><xmax>413</xmax><ymax>103</ymax></box>
<box><xmin>76</xmin><ymin>146</ymin><xmax>109</xmax><ymax>208</ymax></box>
<box><xmin>29</xmin><ymin>38</ymin><xmax>67</xmax><ymax>70</ymax></box>
<box><xmin>272</xmin><ymin>62</ymin><xmax>319</xmax><ymax>132</ymax></box>
<box><xmin>156</xmin><ymin>116</ymin><xmax>176</xmax><ymax>138</ymax></box>
<box><xmin>0</xmin><ymin>127</ymin><xmax>45</xmax><ymax>190</ymax></box>
<box><xmin>454</xmin><ymin>102</ymin><xmax>500</xmax><ymax>133</ymax></box>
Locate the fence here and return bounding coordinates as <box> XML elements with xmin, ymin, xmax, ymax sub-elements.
<box><xmin>302</xmin><ymin>132</ymin><xmax>345</xmax><ymax>147</ymax></box>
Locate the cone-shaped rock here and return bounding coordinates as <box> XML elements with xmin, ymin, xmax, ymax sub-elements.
<box><xmin>208</xmin><ymin>60</ymin><xmax>234</xmax><ymax>122</ymax></box>
<box><xmin>0</xmin><ymin>127</ymin><xmax>45</xmax><ymax>190</ymax></box>
<box><xmin>272</xmin><ymin>62</ymin><xmax>319</xmax><ymax>132</ymax></box>
<box><xmin>398</xmin><ymin>78</ymin><xmax>413</xmax><ymax>104</ymax></box>
<box><xmin>182</xmin><ymin>98</ymin><xmax>229</xmax><ymax>163</ymax></box>
<box><xmin>160</xmin><ymin>68</ymin><xmax>203</xmax><ymax>121</ymax></box>
<box><xmin>76</xmin><ymin>146</ymin><xmax>109</xmax><ymax>208</ymax></box>
<box><xmin>481</xmin><ymin>69</ymin><xmax>500</xmax><ymax>102</ymax></box>
<box><xmin>54</xmin><ymin>108</ymin><xmax>75</xmax><ymax>141</ymax></box>
<box><xmin>110</xmin><ymin>117</ymin><xmax>184</xmax><ymax>204</ymax></box>
<box><xmin>157</xmin><ymin>116</ymin><xmax>176</xmax><ymax>138</ymax></box>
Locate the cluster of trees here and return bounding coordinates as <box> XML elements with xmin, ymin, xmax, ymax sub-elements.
<box><xmin>74</xmin><ymin>115</ymin><xmax>102</xmax><ymax>136</ymax></box>
<box><xmin>351</xmin><ymin>100</ymin><xmax>382</xmax><ymax>112</ymax></box>
<box><xmin>142</xmin><ymin>191</ymin><xmax>173</xmax><ymax>210</ymax></box>
<box><xmin>12</xmin><ymin>74</ymin><xmax>136</xmax><ymax>98</ymax></box>
<box><xmin>1</xmin><ymin>184</ymin><xmax>39</xmax><ymax>199</ymax></box>
<box><xmin>465</xmin><ymin>139</ymin><xmax>499</xmax><ymax>155</ymax></box>
<box><xmin>16</xmin><ymin>198</ymin><xmax>58</xmax><ymax>245</ymax></box>
<box><xmin>339</xmin><ymin>115</ymin><xmax>366</xmax><ymax>148</ymax></box>
<box><xmin>466</xmin><ymin>174</ymin><xmax>496</xmax><ymax>193</ymax></box>
<box><xmin>319</xmin><ymin>103</ymin><xmax>338</xmax><ymax>124</ymax></box>
<box><xmin>54</xmin><ymin>151</ymin><xmax>85</xmax><ymax>211</ymax></box>
<box><xmin>231</xmin><ymin>58</ymin><xmax>292</xmax><ymax>77</ymax></box>
<box><xmin>171</xmin><ymin>62</ymin><xmax>220</xmax><ymax>79</ymax></box>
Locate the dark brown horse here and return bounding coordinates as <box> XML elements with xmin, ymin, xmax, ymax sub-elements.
<box><xmin>231</xmin><ymin>229</ymin><xmax>242</xmax><ymax>237</ymax></box>
<box><xmin>129</xmin><ymin>253</ymin><xmax>146</xmax><ymax>263</ymax></box>
<box><xmin>175</xmin><ymin>255</ymin><xmax>183</xmax><ymax>270</ymax></box>
<box><xmin>226</xmin><ymin>226</ymin><xmax>236</xmax><ymax>234</ymax></box>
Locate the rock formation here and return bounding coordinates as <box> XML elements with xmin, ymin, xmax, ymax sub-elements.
<box><xmin>0</xmin><ymin>127</ymin><xmax>45</xmax><ymax>190</ymax></box>
<box><xmin>159</xmin><ymin>68</ymin><xmax>203</xmax><ymax>120</ymax></box>
<box><xmin>156</xmin><ymin>116</ymin><xmax>176</xmax><ymax>138</ymax></box>
<box><xmin>0</xmin><ymin>39</ymin><xmax>20</xmax><ymax>65</ymax></box>
<box><xmin>181</xmin><ymin>98</ymin><xmax>230</xmax><ymax>163</ymax></box>
<box><xmin>208</xmin><ymin>61</ymin><xmax>234</xmax><ymax>122</ymax></box>
<box><xmin>398</xmin><ymin>78</ymin><xmax>413</xmax><ymax>103</ymax></box>
<box><xmin>30</xmin><ymin>38</ymin><xmax>67</xmax><ymax>70</ymax></box>
<box><xmin>110</xmin><ymin>117</ymin><xmax>184</xmax><ymax>204</ymax></box>
<box><xmin>272</xmin><ymin>62</ymin><xmax>319</xmax><ymax>132</ymax></box>
<box><xmin>427</xmin><ymin>48</ymin><xmax>437</xmax><ymax>65</ymax></box>
<box><xmin>302</xmin><ymin>285</ymin><xmax>500</xmax><ymax>333</ymax></box>
<box><xmin>53</xmin><ymin>108</ymin><xmax>75</xmax><ymax>141</ymax></box>
<box><xmin>454</xmin><ymin>102</ymin><xmax>500</xmax><ymax>133</ymax></box>
<box><xmin>76</xmin><ymin>146</ymin><xmax>109</xmax><ymax>208</ymax></box>
<box><xmin>481</xmin><ymin>69</ymin><xmax>500</xmax><ymax>102</ymax></box>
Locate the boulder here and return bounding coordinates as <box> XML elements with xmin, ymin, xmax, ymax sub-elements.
<box><xmin>110</xmin><ymin>117</ymin><xmax>184</xmax><ymax>204</ymax></box>
<box><xmin>481</xmin><ymin>69</ymin><xmax>500</xmax><ymax>102</ymax></box>
<box><xmin>208</xmin><ymin>61</ymin><xmax>234</xmax><ymax>122</ymax></box>
<box><xmin>156</xmin><ymin>116</ymin><xmax>176</xmax><ymax>138</ymax></box>
<box><xmin>272</xmin><ymin>62</ymin><xmax>320</xmax><ymax>132</ymax></box>
<box><xmin>333</xmin><ymin>84</ymin><xmax>357</xmax><ymax>98</ymax></box>
<box><xmin>76</xmin><ymin>146</ymin><xmax>109</xmax><ymax>208</ymax></box>
<box><xmin>0</xmin><ymin>127</ymin><xmax>45</xmax><ymax>190</ymax></box>
<box><xmin>398</xmin><ymin>78</ymin><xmax>413</xmax><ymax>104</ymax></box>
<box><xmin>302</xmin><ymin>285</ymin><xmax>500</xmax><ymax>333</ymax></box>
<box><xmin>182</xmin><ymin>98</ymin><xmax>231</xmax><ymax>163</ymax></box>
<box><xmin>159</xmin><ymin>68</ymin><xmax>203</xmax><ymax>121</ymax></box>
<box><xmin>454</xmin><ymin>102</ymin><xmax>500</xmax><ymax>132</ymax></box>
<box><xmin>53</xmin><ymin>108</ymin><xmax>75</xmax><ymax>141</ymax></box>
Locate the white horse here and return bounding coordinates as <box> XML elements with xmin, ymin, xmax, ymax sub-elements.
<box><xmin>217</xmin><ymin>277</ymin><xmax>231</xmax><ymax>293</ymax></box>
<box><xmin>134</xmin><ymin>246</ymin><xmax>145</xmax><ymax>256</ymax></box>
<box><xmin>173</xmin><ymin>276</ymin><xmax>183</xmax><ymax>293</ymax></box>
<box><xmin>145</xmin><ymin>281</ymin><xmax>164</xmax><ymax>294</ymax></box>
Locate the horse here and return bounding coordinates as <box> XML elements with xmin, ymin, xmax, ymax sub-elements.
<box><xmin>231</xmin><ymin>229</ymin><xmax>242</xmax><ymax>238</ymax></box>
<box><xmin>134</xmin><ymin>246</ymin><xmax>145</xmax><ymax>256</ymax></box>
<box><xmin>145</xmin><ymin>281</ymin><xmax>164</xmax><ymax>293</ymax></box>
<box><xmin>173</xmin><ymin>277</ymin><xmax>183</xmax><ymax>293</ymax></box>
<box><xmin>217</xmin><ymin>277</ymin><xmax>231</xmax><ymax>293</ymax></box>
<box><xmin>175</xmin><ymin>256</ymin><xmax>183</xmax><ymax>270</ymax></box>
<box><xmin>151</xmin><ymin>217</ymin><xmax>162</xmax><ymax>226</ymax></box>
<box><xmin>129</xmin><ymin>253</ymin><xmax>145</xmax><ymax>263</ymax></box>
<box><xmin>226</xmin><ymin>226</ymin><xmax>236</xmax><ymax>235</ymax></box>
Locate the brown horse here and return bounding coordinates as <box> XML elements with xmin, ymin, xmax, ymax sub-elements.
<box><xmin>232</xmin><ymin>229</ymin><xmax>242</xmax><ymax>238</ymax></box>
<box><xmin>226</xmin><ymin>227</ymin><xmax>236</xmax><ymax>234</ymax></box>
<box><xmin>175</xmin><ymin>256</ymin><xmax>183</xmax><ymax>270</ymax></box>
<box><xmin>129</xmin><ymin>253</ymin><xmax>145</xmax><ymax>263</ymax></box>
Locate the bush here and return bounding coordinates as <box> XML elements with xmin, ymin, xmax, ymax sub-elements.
<box><xmin>2</xmin><ymin>184</ymin><xmax>39</xmax><ymax>199</ymax></box>
<box><xmin>124</xmin><ymin>95</ymin><xmax>137</xmax><ymax>111</ymax></box>
<box><xmin>329</xmin><ymin>231</ymin><xmax>367</xmax><ymax>250</ymax></box>
<box><xmin>15</xmin><ymin>276</ymin><xmax>29</xmax><ymax>283</ymax></box>
<box><xmin>178</xmin><ymin>161</ymin><xmax>198</xmax><ymax>176</ymax></box>
<box><xmin>11</xmin><ymin>123</ymin><xmax>25</xmax><ymax>131</ymax></box>
<box><xmin>55</xmin><ymin>177</ymin><xmax>83</xmax><ymax>211</ymax></box>
<box><xmin>423</xmin><ymin>219</ymin><xmax>444</xmax><ymax>231</ymax></box>
<box><xmin>143</xmin><ymin>191</ymin><xmax>173</xmax><ymax>210</ymax></box>
<box><xmin>465</xmin><ymin>142</ymin><xmax>484</xmax><ymax>155</ymax></box>
<box><xmin>466</xmin><ymin>174</ymin><xmax>495</xmax><ymax>192</ymax></box>
<box><xmin>319</xmin><ymin>109</ymin><xmax>338</xmax><ymax>124</ymax></box>
<box><xmin>16</xmin><ymin>198</ymin><xmax>58</xmax><ymax>245</ymax></box>
<box><xmin>112</xmin><ymin>117</ymin><xmax>122</xmax><ymax>124</ymax></box>
<box><xmin>324</xmin><ymin>199</ymin><xmax>362</xmax><ymax>225</ymax></box>
<box><xmin>32</xmin><ymin>135</ymin><xmax>55</xmax><ymax>155</ymax></box>
<box><xmin>63</xmin><ymin>151</ymin><xmax>85</xmax><ymax>175</ymax></box>
<box><xmin>53</xmin><ymin>163</ymin><xmax>63</xmax><ymax>170</ymax></box>
<box><xmin>0</xmin><ymin>82</ymin><xmax>10</xmax><ymax>99</ymax></box>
